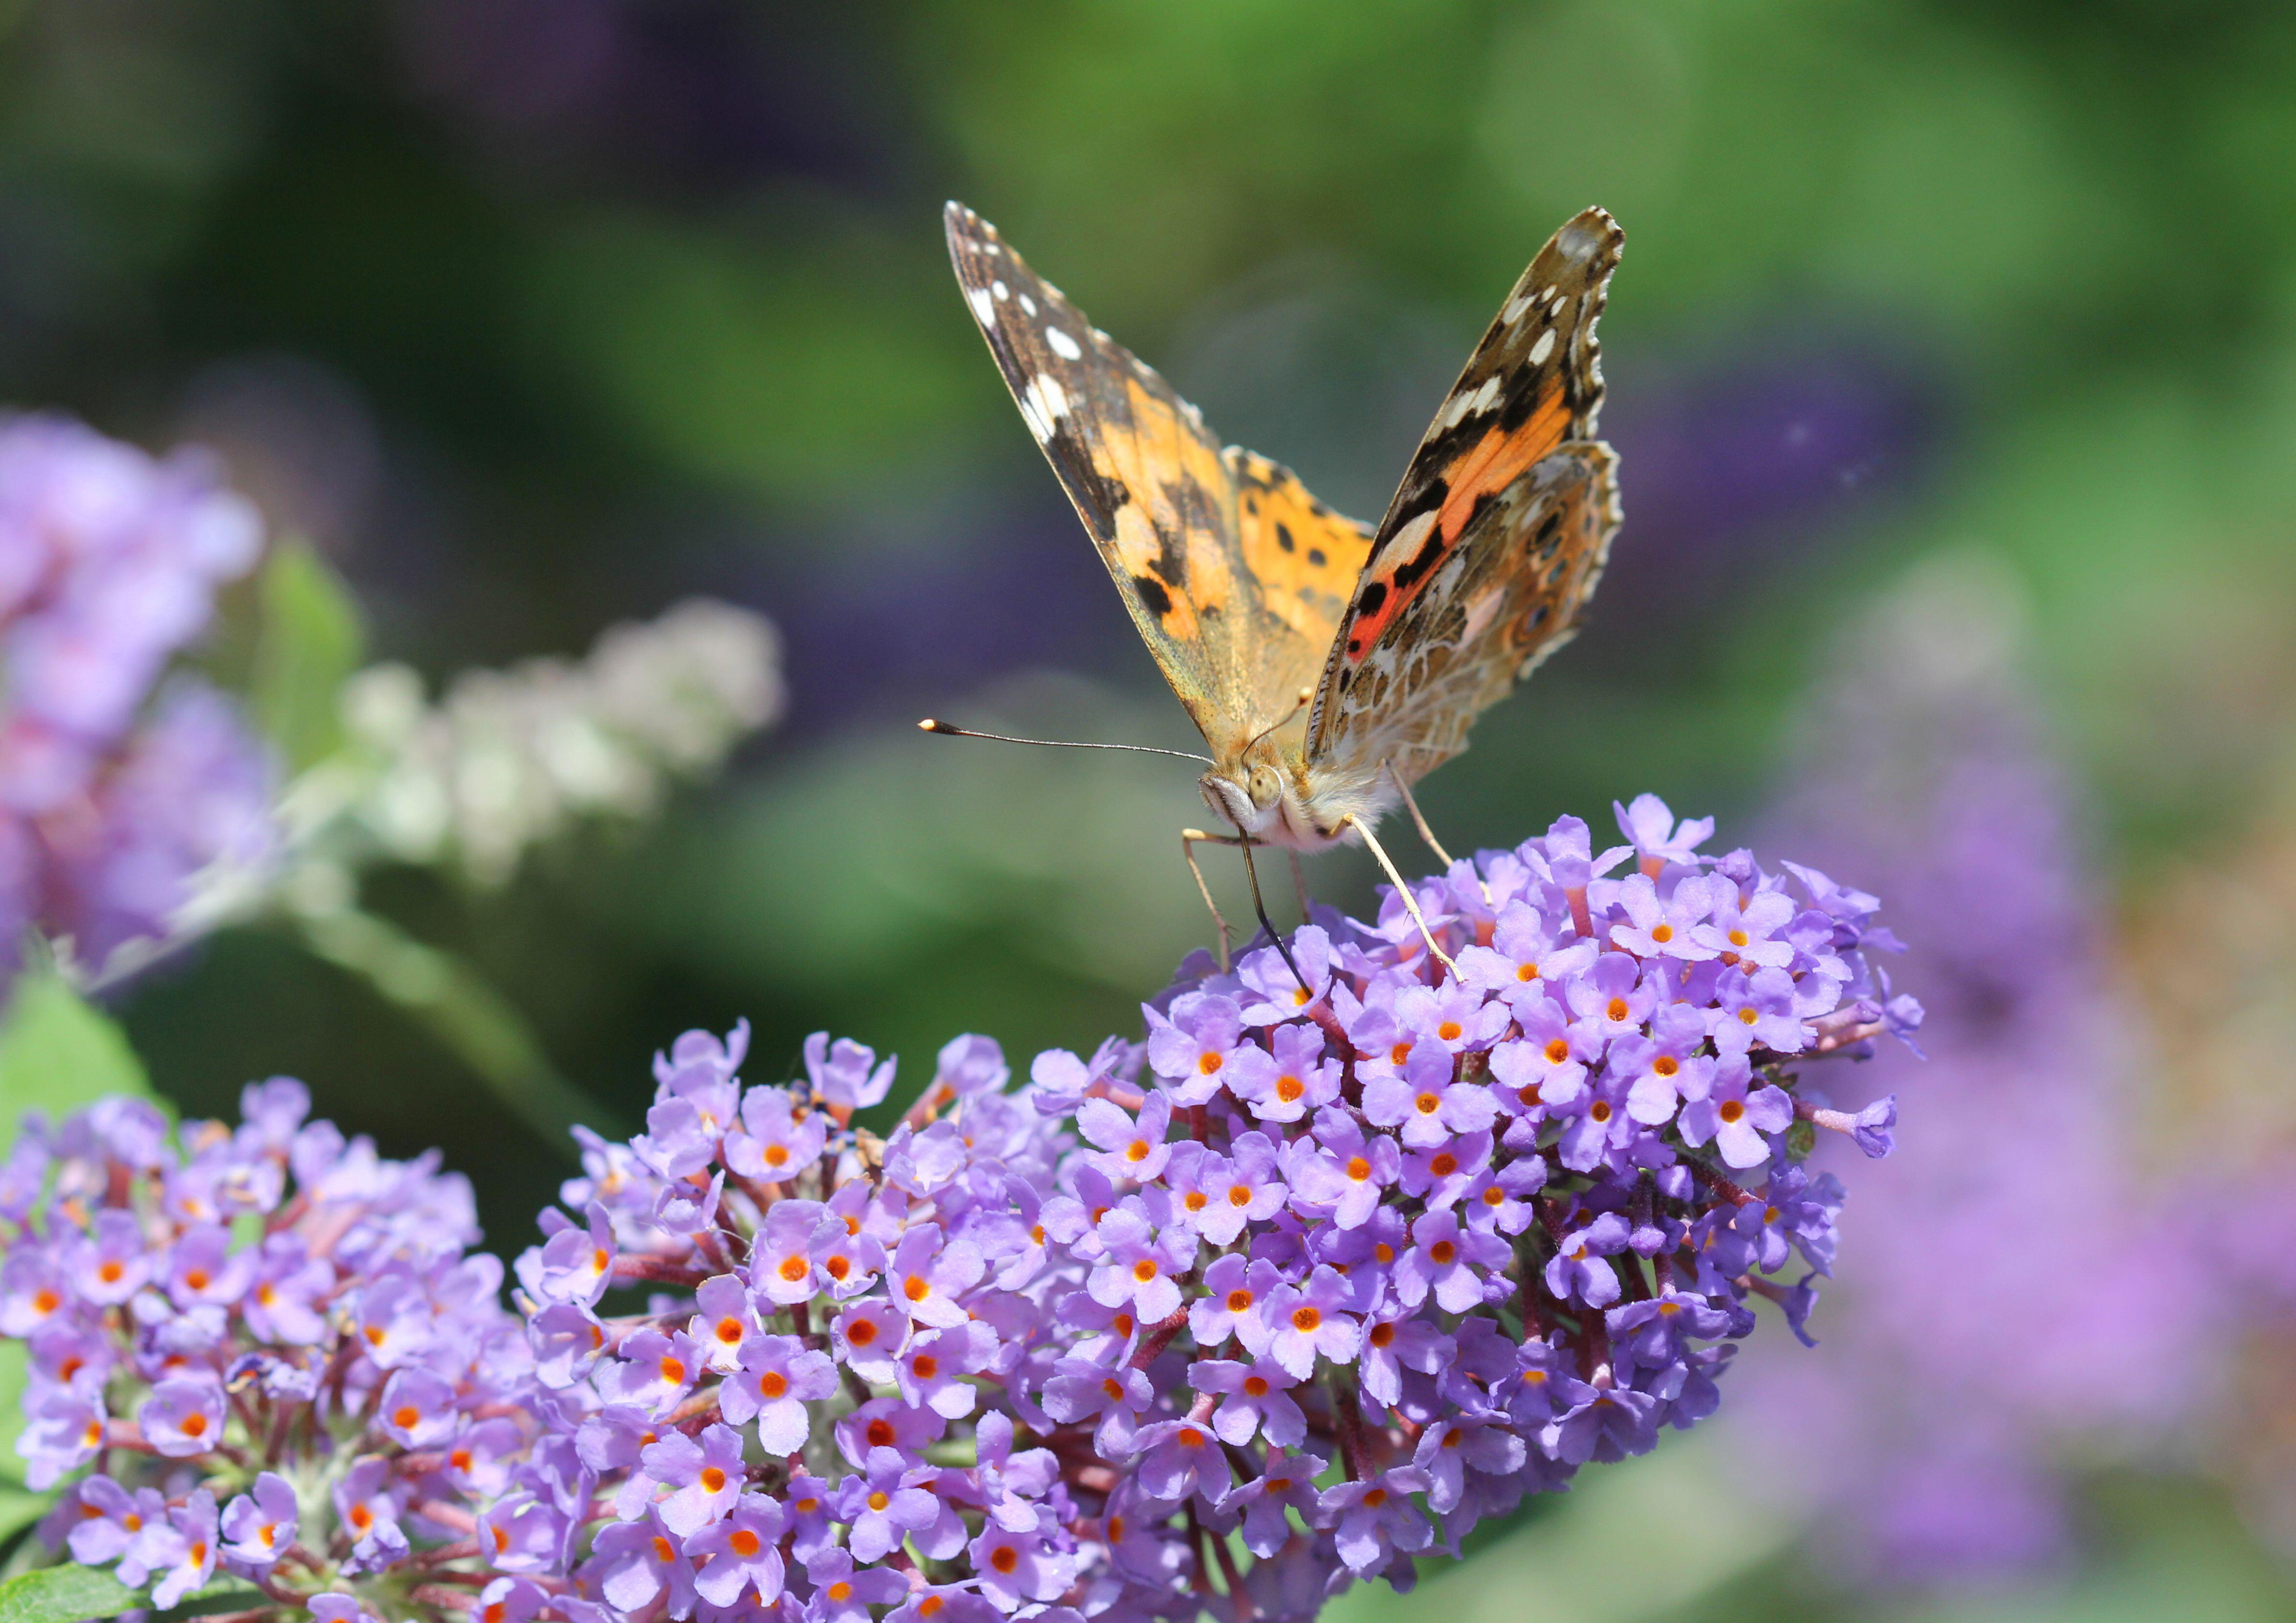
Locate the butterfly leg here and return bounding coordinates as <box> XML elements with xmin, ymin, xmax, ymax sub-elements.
<box><xmin>1387</xmin><ymin>763</ymin><xmax>1493</xmax><ymax>907</ymax></box>
<box><xmin>1342</xmin><ymin>813</ymin><xmax>1460</xmax><ymax>977</ymax></box>
<box><xmin>1180</xmin><ymin>828</ymin><xmax>1310</xmax><ymax>992</ymax></box>
<box><xmin>1288</xmin><ymin>850</ymin><xmax>1311</xmax><ymax>918</ymax></box>
<box><xmin>1180</xmin><ymin>828</ymin><xmax>1237</xmax><ymax>972</ymax></box>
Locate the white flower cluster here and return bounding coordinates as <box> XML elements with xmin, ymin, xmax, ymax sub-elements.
<box><xmin>338</xmin><ymin>599</ymin><xmax>782</xmax><ymax>885</ymax></box>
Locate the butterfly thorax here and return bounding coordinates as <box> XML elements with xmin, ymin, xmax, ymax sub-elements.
<box><xmin>1199</xmin><ymin>740</ymin><xmax>1396</xmax><ymax>853</ymax></box>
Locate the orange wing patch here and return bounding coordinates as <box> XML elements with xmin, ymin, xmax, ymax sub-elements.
<box><xmin>1230</xmin><ymin>451</ymin><xmax>1372</xmax><ymax>650</ymax></box>
<box><xmin>1092</xmin><ymin>374</ymin><xmax>1238</xmax><ymax>643</ymax></box>
<box><xmin>1434</xmin><ymin>386</ymin><xmax>1573</xmax><ymax>546</ymax></box>
<box><xmin>1337</xmin><ymin>382</ymin><xmax>1575</xmax><ymax>660</ymax></box>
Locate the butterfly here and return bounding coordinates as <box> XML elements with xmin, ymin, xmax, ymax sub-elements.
<box><xmin>943</xmin><ymin>202</ymin><xmax>1623</xmax><ymax>953</ymax></box>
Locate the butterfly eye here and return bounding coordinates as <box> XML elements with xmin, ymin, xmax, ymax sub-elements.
<box><xmin>1248</xmin><ymin>765</ymin><xmax>1283</xmax><ymax>809</ymax></box>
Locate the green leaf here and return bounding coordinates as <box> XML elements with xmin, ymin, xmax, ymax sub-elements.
<box><xmin>0</xmin><ymin>1563</ymin><xmax>144</xmax><ymax>1623</ymax></box>
<box><xmin>0</xmin><ymin>969</ymin><xmax>153</xmax><ymax>1147</ymax></box>
<box><xmin>0</xmin><ymin>1483</ymin><xmax>48</xmax><ymax>1550</ymax></box>
<box><xmin>0</xmin><ymin>972</ymin><xmax>152</xmax><ymax>1487</ymax></box>
<box><xmin>251</xmin><ymin>538</ymin><xmax>366</xmax><ymax>774</ymax></box>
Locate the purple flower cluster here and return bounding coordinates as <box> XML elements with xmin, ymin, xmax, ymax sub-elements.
<box><xmin>1</xmin><ymin>1081</ymin><xmax>542</xmax><ymax>1619</ymax></box>
<box><xmin>0</xmin><ymin>414</ymin><xmax>275</xmax><ymax>985</ymax></box>
<box><xmin>504</xmin><ymin>797</ymin><xmax>1916</xmax><ymax>1621</ymax></box>
<box><xmin>1734</xmin><ymin>567</ymin><xmax>2203</xmax><ymax>1583</ymax></box>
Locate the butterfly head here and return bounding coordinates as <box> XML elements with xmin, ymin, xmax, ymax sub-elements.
<box><xmin>1200</xmin><ymin>740</ymin><xmax>1361</xmax><ymax>851</ymax></box>
<box><xmin>1199</xmin><ymin>759</ymin><xmax>1285</xmax><ymax>835</ymax></box>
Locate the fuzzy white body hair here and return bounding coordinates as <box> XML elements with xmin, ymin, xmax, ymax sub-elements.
<box><xmin>1197</xmin><ymin>748</ymin><xmax>1397</xmax><ymax>851</ymax></box>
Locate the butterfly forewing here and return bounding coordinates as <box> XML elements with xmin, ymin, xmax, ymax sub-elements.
<box><xmin>1308</xmin><ymin>207</ymin><xmax>1624</xmax><ymax>761</ymax></box>
<box><xmin>945</xmin><ymin>203</ymin><xmax>1334</xmax><ymax>756</ymax></box>
<box><xmin>1310</xmin><ymin>443</ymin><xmax>1620</xmax><ymax>789</ymax></box>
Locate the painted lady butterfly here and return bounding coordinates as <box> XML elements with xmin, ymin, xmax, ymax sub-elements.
<box><xmin>941</xmin><ymin>202</ymin><xmax>1623</xmax><ymax>958</ymax></box>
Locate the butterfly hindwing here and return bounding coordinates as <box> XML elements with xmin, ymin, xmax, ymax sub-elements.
<box><xmin>946</xmin><ymin>203</ymin><xmax>1341</xmax><ymax>756</ymax></box>
<box><xmin>1308</xmin><ymin>207</ymin><xmax>1623</xmax><ymax>759</ymax></box>
<box><xmin>1310</xmin><ymin>442</ymin><xmax>1620</xmax><ymax>788</ymax></box>
<box><xmin>1227</xmin><ymin>449</ymin><xmax>1375</xmax><ymax>735</ymax></box>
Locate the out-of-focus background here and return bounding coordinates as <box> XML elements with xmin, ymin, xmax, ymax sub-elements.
<box><xmin>5</xmin><ymin>0</ymin><xmax>2296</xmax><ymax>1616</ymax></box>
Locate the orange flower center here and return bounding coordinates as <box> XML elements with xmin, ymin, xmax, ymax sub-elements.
<box><xmin>1290</xmin><ymin>1306</ymin><xmax>1321</xmax><ymax>1332</ymax></box>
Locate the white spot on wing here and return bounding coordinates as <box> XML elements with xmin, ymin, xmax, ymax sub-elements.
<box><xmin>1044</xmin><ymin>327</ymin><xmax>1083</xmax><ymax>360</ymax></box>
<box><xmin>1502</xmin><ymin>294</ymin><xmax>1534</xmax><ymax>325</ymax></box>
<box><xmin>1441</xmin><ymin>375</ymin><xmax>1502</xmax><ymax>428</ymax></box>
<box><xmin>992</xmin><ymin>280</ymin><xmax>1009</xmax><ymax>301</ymax></box>
<box><xmin>1018</xmin><ymin>293</ymin><xmax>1038</xmax><ymax>315</ymax></box>
<box><xmin>967</xmin><ymin>286</ymin><xmax>996</xmax><ymax>326</ymax></box>
<box><xmin>1527</xmin><ymin>329</ymin><xmax>1556</xmax><ymax>366</ymax></box>
<box><xmin>1020</xmin><ymin>374</ymin><xmax>1071</xmax><ymax>440</ymax></box>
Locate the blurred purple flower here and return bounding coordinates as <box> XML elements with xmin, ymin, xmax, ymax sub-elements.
<box><xmin>1738</xmin><ymin>559</ymin><xmax>2208</xmax><ymax>1583</ymax></box>
<box><xmin>0</xmin><ymin>414</ymin><xmax>274</xmax><ymax>986</ymax></box>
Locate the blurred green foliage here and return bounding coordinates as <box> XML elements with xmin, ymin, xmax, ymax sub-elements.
<box><xmin>3</xmin><ymin>0</ymin><xmax>2296</xmax><ymax>1611</ymax></box>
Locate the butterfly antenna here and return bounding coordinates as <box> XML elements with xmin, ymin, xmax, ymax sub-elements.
<box><xmin>1236</xmin><ymin>837</ymin><xmax>1310</xmax><ymax>994</ymax></box>
<box><xmin>1237</xmin><ymin>687</ymin><xmax>1313</xmax><ymax>760</ymax></box>
<box><xmin>918</xmin><ymin>719</ymin><xmax>1213</xmax><ymax>766</ymax></box>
